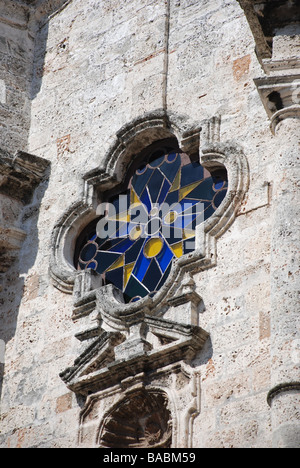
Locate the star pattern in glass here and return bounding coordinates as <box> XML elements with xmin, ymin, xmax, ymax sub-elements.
<box><xmin>76</xmin><ymin>150</ymin><xmax>228</xmax><ymax>303</ymax></box>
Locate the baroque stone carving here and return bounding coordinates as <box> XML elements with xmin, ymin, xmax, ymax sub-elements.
<box><xmin>77</xmin><ymin>362</ymin><xmax>201</xmax><ymax>448</ymax></box>
<box><xmin>50</xmin><ymin>110</ymin><xmax>249</xmax><ymax>297</ymax></box>
<box><xmin>55</xmin><ymin>110</ymin><xmax>249</xmax><ymax>447</ymax></box>
<box><xmin>98</xmin><ymin>389</ymin><xmax>172</xmax><ymax>448</ymax></box>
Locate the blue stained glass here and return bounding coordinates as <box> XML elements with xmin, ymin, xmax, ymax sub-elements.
<box><xmin>214</xmin><ymin>181</ymin><xmax>224</xmax><ymax>190</ymax></box>
<box><xmin>105</xmin><ymin>267</ymin><xmax>123</xmax><ymax>291</ymax></box>
<box><xmin>149</xmin><ymin>154</ymin><xmax>165</xmax><ymax>168</ymax></box>
<box><xmin>179</xmin><ymin>199</ymin><xmax>202</xmax><ymax>212</ymax></box>
<box><xmin>156</xmin><ymin>262</ymin><xmax>172</xmax><ymax>291</ymax></box>
<box><xmin>187</xmin><ymin>178</ymin><xmax>215</xmax><ymax>200</ymax></box>
<box><xmin>124</xmin><ymin>275</ymin><xmax>150</xmax><ymax>302</ymax></box>
<box><xmin>111</xmin><ymin>192</ymin><xmax>131</xmax><ymax>214</ymax></box>
<box><xmin>165</xmin><ymin>226</ymin><xmax>184</xmax><ymax>245</ymax></box>
<box><xmin>166</xmin><ymin>151</ymin><xmax>177</xmax><ymax>163</ymax></box>
<box><xmin>109</xmin><ymin>237</ymin><xmax>134</xmax><ymax>253</ymax></box>
<box><xmin>183</xmin><ymin>237</ymin><xmax>196</xmax><ymax>254</ymax></box>
<box><xmin>131</xmin><ymin>296</ymin><xmax>142</xmax><ymax>303</ymax></box>
<box><xmin>125</xmin><ymin>238</ymin><xmax>145</xmax><ymax>264</ymax></box>
<box><xmin>76</xmin><ymin>148</ymin><xmax>228</xmax><ymax>303</ymax></box>
<box><xmin>133</xmin><ymin>244</ymin><xmax>151</xmax><ymax>281</ymax></box>
<box><xmin>213</xmin><ymin>189</ymin><xmax>227</xmax><ymax>208</ymax></box>
<box><xmin>101</xmin><ymin>238</ymin><xmax>126</xmax><ymax>252</ymax></box>
<box><xmin>156</xmin><ymin>240</ymin><xmax>174</xmax><ymax>273</ymax></box>
<box><xmin>147</xmin><ymin>170</ymin><xmax>165</xmax><ymax>203</ymax></box>
<box><xmin>140</xmin><ymin>187</ymin><xmax>152</xmax><ymax>213</ymax></box>
<box><xmin>204</xmin><ymin>204</ymin><xmax>215</xmax><ymax>220</ymax></box>
<box><xmin>157</xmin><ymin>178</ymin><xmax>171</xmax><ymax>205</ymax></box>
<box><xmin>115</xmin><ymin>222</ymin><xmax>130</xmax><ymax>239</ymax></box>
<box><xmin>80</xmin><ymin>243</ymin><xmax>98</xmax><ymax>263</ymax></box>
<box><xmin>94</xmin><ymin>251</ymin><xmax>121</xmax><ymax>274</ymax></box>
<box><xmin>164</xmin><ymin>190</ymin><xmax>179</xmax><ymax>206</ymax></box>
<box><xmin>133</xmin><ymin>167</ymin><xmax>153</xmax><ymax>197</ymax></box>
<box><xmin>142</xmin><ymin>259</ymin><xmax>162</xmax><ymax>292</ymax></box>
<box><xmin>160</xmin><ymin>157</ymin><xmax>181</xmax><ymax>183</ymax></box>
<box><xmin>181</xmin><ymin>163</ymin><xmax>204</xmax><ymax>187</ymax></box>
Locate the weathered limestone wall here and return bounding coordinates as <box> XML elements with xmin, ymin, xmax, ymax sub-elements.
<box><xmin>0</xmin><ymin>1</ymin><xmax>34</xmax><ymax>154</ymax></box>
<box><xmin>0</xmin><ymin>0</ymin><xmax>297</xmax><ymax>448</ymax></box>
<box><xmin>269</xmin><ymin>117</ymin><xmax>300</xmax><ymax>448</ymax></box>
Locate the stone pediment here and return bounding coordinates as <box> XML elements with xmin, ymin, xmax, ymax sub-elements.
<box><xmin>60</xmin><ymin>312</ymin><xmax>208</xmax><ymax>396</ymax></box>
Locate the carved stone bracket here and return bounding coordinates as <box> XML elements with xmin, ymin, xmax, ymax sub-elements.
<box><xmin>0</xmin><ymin>150</ymin><xmax>50</xmax><ymax>202</ymax></box>
<box><xmin>238</xmin><ymin>0</ymin><xmax>300</xmax><ymax>73</ymax></box>
<box><xmin>0</xmin><ymin>149</ymin><xmax>50</xmax><ymax>272</ymax></box>
<box><xmin>254</xmin><ymin>75</ymin><xmax>300</xmax><ymax>133</ymax></box>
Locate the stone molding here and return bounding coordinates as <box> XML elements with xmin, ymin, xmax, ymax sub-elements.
<box><xmin>82</xmin><ymin>110</ymin><xmax>201</xmax><ymax>192</ymax></box>
<box><xmin>50</xmin><ymin>201</ymin><xmax>96</xmax><ymax>294</ymax></box>
<box><xmin>237</xmin><ymin>0</ymin><xmax>272</xmax><ymax>63</ymax></box>
<box><xmin>0</xmin><ymin>149</ymin><xmax>50</xmax><ymax>204</ymax></box>
<box><xmin>60</xmin><ymin>315</ymin><xmax>208</xmax><ymax>397</ymax></box>
<box><xmin>0</xmin><ymin>149</ymin><xmax>50</xmax><ymax>272</ymax></box>
<box><xmin>50</xmin><ymin>109</ymin><xmax>201</xmax><ymax>294</ymax></box>
<box><xmin>270</xmin><ymin>106</ymin><xmax>300</xmax><ymax>134</ymax></box>
<box><xmin>50</xmin><ymin>110</ymin><xmax>249</xmax><ymax>299</ymax></box>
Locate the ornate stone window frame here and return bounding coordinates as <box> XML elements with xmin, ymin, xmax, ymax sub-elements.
<box><xmin>50</xmin><ymin>110</ymin><xmax>249</xmax><ymax>309</ymax></box>
<box><xmin>54</xmin><ymin>111</ymin><xmax>249</xmax><ymax>420</ymax></box>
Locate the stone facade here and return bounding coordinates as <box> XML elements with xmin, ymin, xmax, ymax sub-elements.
<box><xmin>0</xmin><ymin>0</ymin><xmax>299</xmax><ymax>448</ymax></box>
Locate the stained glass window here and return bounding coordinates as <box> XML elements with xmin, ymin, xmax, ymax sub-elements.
<box><xmin>75</xmin><ymin>145</ymin><xmax>228</xmax><ymax>303</ymax></box>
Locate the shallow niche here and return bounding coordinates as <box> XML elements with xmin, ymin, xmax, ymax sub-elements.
<box><xmin>98</xmin><ymin>389</ymin><xmax>172</xmax><ymax>449</ymax></box>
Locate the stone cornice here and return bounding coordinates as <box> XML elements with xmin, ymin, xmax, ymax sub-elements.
<box><xmin>237</xmin><ymin>0</ymin><xmax>272</xmax><ymax>62</ymax></box>
<box><xmin>238</xmin><ymin>0</ymin><xmax>300</xmax><ymax>73</ymax></box>
<box><xmin>60</xmin><ymin>316</ymin><xmax>209</xmax><ymax>396</ymax></box>
<box><xmin>0</xmin><ymin>149</ymin><xmax>50</xmax><ymax>204</ymax></box>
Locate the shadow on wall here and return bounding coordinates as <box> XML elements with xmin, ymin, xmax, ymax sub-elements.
<box><xmin>0</xmin><ymin>1</ymin><xmax>68</xmax><ymax>405</ymax></box>
<box><xmin>0</xmin><ymin>163</ymin><xmax>51</xmax><ymax>406</ymax></box>
<box><xmin>30</xmin><ymin>0</ymin><xmax>73</xmax><ymax>100</ymax></box>
<box><xmin>30</xmin><ymin>16</ymin><xmax>49</xmax><ymax>101</ymax></box>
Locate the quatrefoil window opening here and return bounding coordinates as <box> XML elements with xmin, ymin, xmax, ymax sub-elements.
<box><xmin>75</xmin><ymin>145</ymin><xmax>228</xmax><ymax>303</ymax></box>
